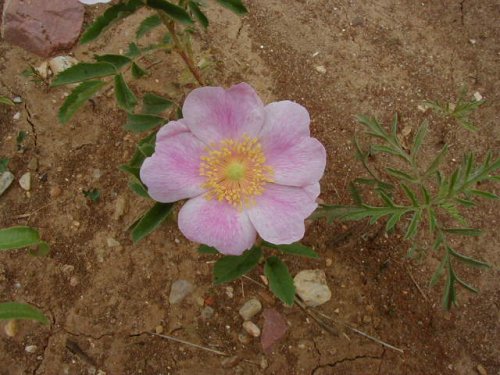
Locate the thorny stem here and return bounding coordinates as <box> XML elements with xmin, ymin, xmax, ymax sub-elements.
<box><xmin>157</xmin><ymin>12</ymin><xmax>205</xmax><ymax>86</ymax></box>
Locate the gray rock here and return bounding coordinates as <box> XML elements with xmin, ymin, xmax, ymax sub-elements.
<box><xmin>294</xmin><ymin>270</ymin><xmax>332</xmax><ymax>307</ymax></box>
<box><xmin>238</xmin><ymin>298</ymin><xmax>262</xmax><ymax>321</ymax></box>
<box><xmin>169</xmin><ymin>280</ymin><xmax>193</xmax><ymax>304</ymax></box>
<box><xmin>200</xmin><ymin>306</ymin><xmax>214</xmax><ymax>320</ymax></box>
<box><xmin>25</xmin><ymin>345</ymin><xmax>37</xmax><ymax>353</ymax></box>
<box><xmin>48</xmin><ymin>55</ymin><xmax>79</xmax><ymax>76</ymax></box>
<box><xmin>0</xmin><ymin>171</ymin><xmax>14</xmax><ymax>196</ymax></box>
<box><xmin>2</xmin><ymin>0</ymin><xmax>84</xmax><ymax>57</ymax></box>
<box><xmin>12</xmin><ymin>96</ymin><xmax>22</xmax><ymax>103</ymax></box>
<box><xmin>19</xmin><ymin>172</ymin><xmax>31</xmax><ymax>191</ymax></box>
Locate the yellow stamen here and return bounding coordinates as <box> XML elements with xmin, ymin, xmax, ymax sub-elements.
<box><xmin>199</xmin><ymin>135</ymin><xmax>273</xmax><ymax>208</ymax></box>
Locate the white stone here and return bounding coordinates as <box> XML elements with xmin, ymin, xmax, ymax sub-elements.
<box><xmin>315</xmin><ymin>65</ymin><xmax>327</xmax><ymax>74</ymax></box>
<box><xmin>242</xmin><ymin>321</ymin><xmax>261</xmax><ymax>337</ymax></box>
<box><xmin>294</xmin><ymin>270</ymin><xmax>332</xmax><ymax>307</ymax></box>
<box><xmin>36</xmin><ymin>61</ymin><xmax>50</xmax><ymax>79</ymax></box>
<box><xmin>169</xmin><ymin>280</ymin><xmax>193</xmax><ymax>304</ymax></box>
<box><xmin>25</xmin><ymin>345</ymin><xmax>37</xmax><ymax>353</ymax></box>
<box><xmin>48</xmin><ymin>55</ymin><xmax>79</xmax><ymax>76</ymax></box>
<box><xmin>19</xmin><ymin>172</ymin><xmax>31</xmax><ymax>191</ymax></box>
<box><xmin>473</xmin><ymin>91</ymin><xmax>483</xmax><ymax>101</ymax></box>
<box><xmin>106</xmin><ymin>238</ymin><xmax>120</xmax><ymax>247</ymax></box>
<box><xmin>0</xmin><ymin>171</ymin><xmax>15</xmax><ymax>196</ymax></box>
<box><xmin>239</xmin><ymin>298</ymin><xmax>262</xmax><ymax>320</ymax></box>
<box><xmin>13</xmin><ymin>96</ymin><xmax>22</xmax><ymax>103</ymax></box>
<box><xmin>13</xmin><ymin>112</ymin><xmax>21</xmax><ymax>120</ymax></box>
<box><xmin>4</xmin><ymin>320</ymin><xmax>17</xmax><ymax>337</ymax></box>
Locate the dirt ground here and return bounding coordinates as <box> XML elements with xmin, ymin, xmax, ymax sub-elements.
<box><xmin>1</xmin><ymin>0</ymin><xmax>499</xmax><ymax>374</ymax></box>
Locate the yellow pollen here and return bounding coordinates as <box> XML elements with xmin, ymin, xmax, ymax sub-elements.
<box><xmin>199</xmin><ymin>135</ymin><xmax>273</xmax><ymax>208</ymax></box>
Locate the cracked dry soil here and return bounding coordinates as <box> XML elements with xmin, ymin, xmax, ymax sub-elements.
<box><xmin>1</xmin><ymin>0</ymin><xmax>499</xmax><ymax>374</ymax></box>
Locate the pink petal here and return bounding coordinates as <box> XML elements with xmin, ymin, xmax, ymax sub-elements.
<box><xmin>247</xmin><ymin>184</ymin><xmax>317</xmax><ymax>244</ymax></box>
<box><xmin>182</xmin><ymin>83</ymin><xmax>265</xmax><ymax>143</ymax></box>
<box><xmin>303</xmin><ymin>182</ymin><xmax>320</xmax><ymax>200</ymax></box>
<box><xmin>259</xmin><ymin>101</ymin><xmax>310</xmax><ymax>144</ymax></box>
<box><xmin>156</xmin><ymin>120</ymin><xmax>190</xmax><ymax>142</ymax></box>
<box><xmin>264</xmin><ymin>136</ymin><xmax>326</xmax><ymax>186</ymax></box>
<box><xmin>178</xmin><ymin>195</ymin><xmax>257</xmax><ymax>255</ymax></box>
<box><xmin>140</xmin><ymin>131</ymin><xmax>206</xmax><ymax>202</ymax></box>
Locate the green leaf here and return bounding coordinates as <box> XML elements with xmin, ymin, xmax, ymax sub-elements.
<box><xmin>189</xmin><ymin>1</ymin><xmax>209</xmax><ymax>28</ymax></box>
<box><xmin>95</xmin><ymin>54</ymin><xmax>131</xmax><ymax>70</ymax></box>
<box><xmin>142</xmin><ymin>93</ymin><xmax>174</xmax><ymax>115</ymax></box>
<box><xmin>215</xmin><ymin>0</ymin><xmax>248</xmax><ymax>15</ymax></box>
<box><xmin>146</xmin><ymin>0</ymin><xmax>194</xmax><ymax>24</ymax></box>
<box><xmin>0</xmin><ymin>302</ymin><xmax>48</xmax><ymax>324</ymax></box>
<box><xmin>469</xmin><ymin>189</ymin><xmax>498</xmax><ymax>199</ymax></box>
<box><xmin>131</xmin><ymin>63</ymin><xmax>148</xmax><ymax>78</ymax></box>
<box><xmin>58</xmin><ymin>80</ymin><xmax>105</xmax><ymax>124</ymax></box>
<box><xmin>138</xmin><ymin>143</ymin><xmax>155</xmax><ymax>157</ymax></box>
<box><xmin>385</xmin><ymin>168</ymin><xmax>417</xmax><ymax>183</ymax></box>
<box><xmin>83</xmin><ymin>188</ymin><xmax>100</xmax><ymax>202</ymax></box>
<box><xmin>443</xmin><ymin>263</ymin><xmax>457</xmax><ymax>310</ymax></box>
<box><xmin>131</xmin><ymin>203</ymin><xmax>174</xmax><ymax>243</ymax></box>
<box><xmin>262</xmin><ymin>241</ymin><xmax>319</xmax><ymax>258</ymax></box>
<box><xmin>0</xmin><ymin>226</ymin><xmax>49</xmax><ymax>256</ymax></box>
<box><xmin>455</xmin><ymin>276</ymin><xmax>478</xmax><ymax>293</ymax></box>
<box><xmin>443</xmin><ymin>228</ymin><xmax>482</xmax><ymax>236</ymax></box>
<box><xmin>136</xmin><ymin>14</ymin><xmax>162</xmax><ymax>38</ymax></box>
<box><xmin>411</xmin><ymin>120</ymin><xmax>428</xmax><ymax>157</ymax></box>
<box><xmin>348</xmin><ymin>181</ymin><xmax>363</xmax><ymax>205</ymax></box>
<box><xmin>424</xmin><ymin>145</ymin><xmax>448</xmax><ymax>177</ymax></box>
<box><xmin>198</xmin><ymin>245</ymin><xmax>219</xmax><ymax>254</ymax></box>
<box><xmin>264</xmin><ymin>256</ymin><xmax>295</xmax><ymax>306</ymax></box>
<box><xmin>126</xmin><ymin>42</ymin><xmax>142</xmax><ymax>58</ymax></box>
<box><xmin>448</xmin><ymin>247</ymin><xmax>490</xmax><ymax>268</ymax></box>
<box><xmin>119</xmin><ymin>164</ymin><xmax>141</xmax><ymax>180</ymax></box>
<box><xmin>114</xmin><ymin>74</ymin><xmax>137</xmax><ymax>111</ymax></box>
<box><xmin>124</xmin><ymin>113</ymin><xmax>165</xmax><ymax>133</ymax></box>
<box><xmin>213</xmin><ymin>246</ymin><xmax>261</xmax><ymax>284</ymax></box>
<box><xmin>401</xmin><ymin>184</ymin><xmax>419</xmax><ymax>206</ymax></box>
<box><xmin>385</xmin><ymin>212</ymin><xmax>402</xmax><ymax>232</ymax></box>
<box><xmin>404</xmin><ymin>210</ymin><xmax>421</xmax><ymax>239</ymax></box>
<box><xmin>51</xmin><ymin>63</ymin><xmax>116</xmax><ymax>86</ymax></box>
<box><xmin>371</xmin><ymin>144</ymin><xmax>401</xmax><ymax>157</ymax></box>
<box><xmin>80</xmin><ymin>0</ymin><xmax>144</xmax><ymax>44</ymax></box>
<box><xmin>128</xmin><ymin>181</ymin><xmax>150</xmax><ymax>198</ymax></box>
<box><xmin>0</xmin><ymin>96</ymin><xmax>14</xmax><ymax>106</ymax></box>
<box><xmin>429</xmin><ymin>254</ymin><xmax>447</xmax><ymax>287</ymax></box>
<box><xmin>0</xmin><ymin>158</ymin><xmax>9</xmax><ymax>173</ymax></box>
<box><xmin>0</xmin><ymin>226</ymin><xmax>41</xmax><ymax>250</ymax></box>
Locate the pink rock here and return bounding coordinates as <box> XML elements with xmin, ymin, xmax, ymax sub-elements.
<box><xmin>1</xmin><ymin>0</ymin><xmax>84</xmax><ymax>57</ymax></box>
<box><xmin>261</xmin><ymin>308</ymin><xmax>289</xmax><ymax>354</ymax></box>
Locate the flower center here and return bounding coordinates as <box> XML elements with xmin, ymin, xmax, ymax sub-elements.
<box><xmin>199</xmin><ymin>135</ymin><xmax>273</xmax><ymax>208</ymax></box>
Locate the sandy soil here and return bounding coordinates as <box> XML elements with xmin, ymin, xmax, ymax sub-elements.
<box><xmin>0</xmin><ymin>1</ymin><xmax>499</xmax><ymax>374</ymax></box>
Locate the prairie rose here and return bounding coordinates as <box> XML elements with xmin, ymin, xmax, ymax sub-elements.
<box><xmin>140</xmin><ymin>83</ymin><xmax>326</xmax><ymax>255</ymax></box>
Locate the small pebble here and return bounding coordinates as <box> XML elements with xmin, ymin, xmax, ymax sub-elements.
<box><xmin>61</xmin><ymin>264</ymin><xmax>74</xmax><ymax>274</ymax></box>
<box><xmin>238</xmin><ymin>332</ymin><xmax>252</xmax><ymax>344</ymax></box>
<box><xmin>169</xmin><ymin>280</ymin><xmax>193</xmax><ymax>304</ymax></box>
<box><xmin>473</xmin><ymin>92</ymin><xmax>483</xmax><ymax>101</ymax></box>
<box><xmin>225</xmin><ymin>286</ymin><xmax>234</xmax><ymax>299</ymax></box>
<box><xmin>242</xmin><ymin>321</ymin><xmax>261</xmax><ymax>337</ymax></box>
<box><xmin>325</xmin><ymin>258</ymin><xmax>333</xmax><ymax>267</ymax></box>
<box><xmin>221</xmin><ymin>355</ymin><xmax>240</xmax><ymax>369</ymax></box>
<box><xmin>155</xmin><ymin>325</ymin><xmax>164</xmax><ymax>334</ymax></box>
<box><xmin>260</xmin><ymin>356</ymin><xmax>269</xmax><ymax>370</ymax></box>
<box><xmin>19</xmin><ymin>172</ymin><xmax>31</xmax><ymax>191</ymax></box>
<box><xmin>4</xmin><ymin>320</ymin><xmax>17</xmax><ymax>337</ymax></box>
<box><xmin>106</xmin><ymin>238</ymin><xmax>120</xmax><ymax>248</ymax></box>
<box><xmin>27</xmin><ymin>158</ymin><xmax>38</xmax><ymax>171</ymax></box>
<box><xmin>112</xmin><ymin>196</ymin><xmax>127</xmax><ymax>220</ymax></box>
<box><xmin>200</xmin><ymin>306</ymin><xmax>214</xmax><ymax>320</ymax></box>
<box><xmin>13</xmin><ymin>96</ymin><xmax>22</xmax><ymax>104</ymax></box>
<box><xmin>13</xmin><ymin>112</ymin><xmax>21</xmax><ymax>120</ymax></box>
<box><xmin>25</xmin><ymin>345</ymin><xmax>37</xmax><ymax>353</ymax></box>
<box><xmin>476</xmin><ymin>364</ymin><xmax>488</xmax><ymax>375</ymax></box>
<box><xmin>49</xmin><ymin>186</ymin><xmax>62</xmax><ymax>198</ymax></box>
<box><xmin>294</xmin><ymin>270</ymin><xmax>332</xmax><ymax>307</ymax></box>
<box><xmin>239</xmin><ymin>298</ymin><xmax>262</xmax><ymax>321</ymax></box>
<box><xmin>70</xmin><ymin>276</ymin><xmax>79</xmax><ymax>286</ymax></box>
<box><xmin>0</xmin><ymin>172</ymin><xmax>15</xmax><ymax>196</ymax></box>
<box><xmin>315</xmin><ymin>65</ymin><xmax>327</xmax><ymax>74</ymax></box>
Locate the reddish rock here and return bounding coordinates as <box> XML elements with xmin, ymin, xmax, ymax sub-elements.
<box><xmin>1</xmin><ymin>0</ymin><xmax>84</xmax><ymax>57</ymax></box>
<box><xmin>261</xmin><ymin>308</ymin><xmax>289</xmax><ymax>354</ymax></box>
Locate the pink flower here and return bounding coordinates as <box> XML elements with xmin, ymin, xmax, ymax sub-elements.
<box><xmin>140</xmin><ymin>83</ymin><xmax>326</xmax><ymax>255</ymax></box>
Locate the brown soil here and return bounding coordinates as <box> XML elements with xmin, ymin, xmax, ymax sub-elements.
<box><xmin>1</xmin><ymin>1</ymin><xmax>499</xmax><ymax>374</ymax></box>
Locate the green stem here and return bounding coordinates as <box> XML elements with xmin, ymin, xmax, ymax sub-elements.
<box><xmin>157</xmin><ymin>12</ymin><xmax>205</xmax><ymax>86</ymax></box>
